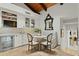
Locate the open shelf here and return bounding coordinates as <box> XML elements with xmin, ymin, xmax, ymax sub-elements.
<box><xmin>3</xmin><ymin>20</ymin><xmax>17</xmax><ymax>27</ymax></box>
<box><xmin>2</xmin><ymin>11</ymin><xmax>17</xmax><ymax>27</ymax></box>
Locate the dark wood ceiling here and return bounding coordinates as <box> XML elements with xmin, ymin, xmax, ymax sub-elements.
<box><xmin>24</xmin><ymin>3</ymin><xmax>56</xmax><ymax>14</ymax></box>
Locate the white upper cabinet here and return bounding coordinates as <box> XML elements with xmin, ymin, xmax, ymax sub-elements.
<box><xmin>0</xmin><ymin>3</ymin><xmax>36</xmax><ymax>28</ymax></box>
<box><xmin>0</xmin><ymin>8</ymin><xmax>35</xmax><ymax>28</ymax></box>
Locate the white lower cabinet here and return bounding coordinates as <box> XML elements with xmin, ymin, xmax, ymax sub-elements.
<box><xmin>14</xmin><ymin>34</ymin><xmax>22</xmax><ymax>47</ymax></box>
<box><xmin>14</xmin><ymin>34</ymin><xmax>27</xmax><ymax>47</ymax></box>
<box><xmin>0</xmin><ymin>35</ymin><xmax>14</xmax><ymax>51</ymax></box>
<box><xmin>21</xmin><ymin>34</ymin><xmax>28</xmax><ymax>45</ymax></box>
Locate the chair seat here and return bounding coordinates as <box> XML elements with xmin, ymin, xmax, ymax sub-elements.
<box><xmin>28</xmin><ymin>41</ymin><xmax>38</xmax><ymax>45</ymax></box>
<box><xmin>33</xmin><ymin>41</ymin><xmax>38</xmax><ymax>45</ymax></box>
<box><xmin>41</xmin><ymin>41</ymin><xmax>51</xmax><ymax>45</ymax></box>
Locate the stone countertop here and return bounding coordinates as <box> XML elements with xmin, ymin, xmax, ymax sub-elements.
<box><xmin>0</xmin><ymin>33</ymin><xmax>28</xmax><ymax>36</ymax></box>
<box><xmin>0</xmin><ymin>28</ymin><xmax>33</xmax><ymax>33</ymax></box>
<box><xmin>0</xmin><ymin>28</ymin><xmax>34</xmax><ymax>37</ymax></box>
<box><xmin>0</xmin><ymin>33</ymin><xmax>16</xmax><ymax>36</ymax></box>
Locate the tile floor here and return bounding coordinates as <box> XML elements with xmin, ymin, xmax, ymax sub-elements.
<box><xmin>0</xmin><ymin>45</ymin><xmax>74</xmax><ymax>56</ymax></box>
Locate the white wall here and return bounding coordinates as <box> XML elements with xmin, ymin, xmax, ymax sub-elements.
<box><xmin>36</xmin><ymin>3</ymin><xmax>78</xmax><ymax>45</ymax></box>
<box><xmin>13</xmin><ymin>3</ymin><xmax>32</xmax><ymax>12</ymax></box>
<box><xmin>47</xmin><ymin>3</ymin><xmax>78</xmax><ymax>17</ymax></box>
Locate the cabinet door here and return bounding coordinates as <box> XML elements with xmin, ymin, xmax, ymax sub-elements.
<box><xmin>14</xmin><ymin>34</ymin><xmax>28</xmax><ymax>47</ymax></box>
<box><xmin>1</xmin><ymin>36</ymin><xmax>12</xmax><ymax>48</ymax></box>
<box><xmin>14</xmin><ymin>34</ymin><xmax>22</xmax><ymax>47</ymax></box>
<box><xmin>21</xmin><ymin>34</ymin><xmax>28</xmax><ymax>45</ymax></box>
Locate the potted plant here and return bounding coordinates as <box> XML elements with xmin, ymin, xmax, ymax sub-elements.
<box><xmin>34</xmin><ymin>28</ymin><xmax>41</xmax><ymax>35</ymax></box>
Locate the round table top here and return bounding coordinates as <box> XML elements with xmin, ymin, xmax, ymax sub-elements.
<box><xmin>33</xmin><ymin>35</ymin><xmax>47</xmax><ymax>42</ymax></box>
<box><xmin>33</xmin><ymin>35</ymin><xmax>46</xmax><ymax>38</ymax></box>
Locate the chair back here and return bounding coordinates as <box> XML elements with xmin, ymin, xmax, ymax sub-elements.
<box><xmin>47</xmin><ymin>33</ymin><xmax>52</xmax><ymax>42</ymax></box>
<box><xmin>27</xmin><ymin>33</ymin><xmax>33</xmax><ymax>42</ymax></box>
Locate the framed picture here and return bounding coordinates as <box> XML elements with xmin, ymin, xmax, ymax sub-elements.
<box><xmin>44</xmin><ymin>14</ymin><xmax>53</xmax><ymax>30</ymax></box>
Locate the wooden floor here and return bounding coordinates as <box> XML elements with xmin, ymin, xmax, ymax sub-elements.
<box><xmin>0</xmin><ymin>45</ymin><xmax>74</xmax><ymax>56</ymax></box>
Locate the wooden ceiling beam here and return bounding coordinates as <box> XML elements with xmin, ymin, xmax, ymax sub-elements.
<box><xmin>40</xmin><ymin>3</ymin><xmax>47</xmax><ymax>11</ymax></box>
<box><xmin>24</xmin><ymin>3</ymin><xmax>40</xmax><ymax>14</ymax></box>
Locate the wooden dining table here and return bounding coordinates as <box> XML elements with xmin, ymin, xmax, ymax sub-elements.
<box><xmin>33</xmin><ymin>35</ymin><xmax>46</xmax><ymax>50</ymax></box>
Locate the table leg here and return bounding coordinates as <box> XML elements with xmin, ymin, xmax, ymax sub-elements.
<box><xmin>39</xmin><ymin>42</ymin><xmax>41</xmax><ymax>51</ymax></box>
<box><xmin>38</xmin><ymin>38</ymin><xmax>41</xmax><ymax>51</ymax></box>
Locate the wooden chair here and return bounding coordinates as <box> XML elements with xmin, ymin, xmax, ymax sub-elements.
<box><xmin>27</xmin><ymin>33</ymin><xmax>38</xmax><ymax>51</ymax></box>
<box><xmin>41</xmin><ymin>33</ymin><xmax>53</xmax><ymax>51</ymax></box>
